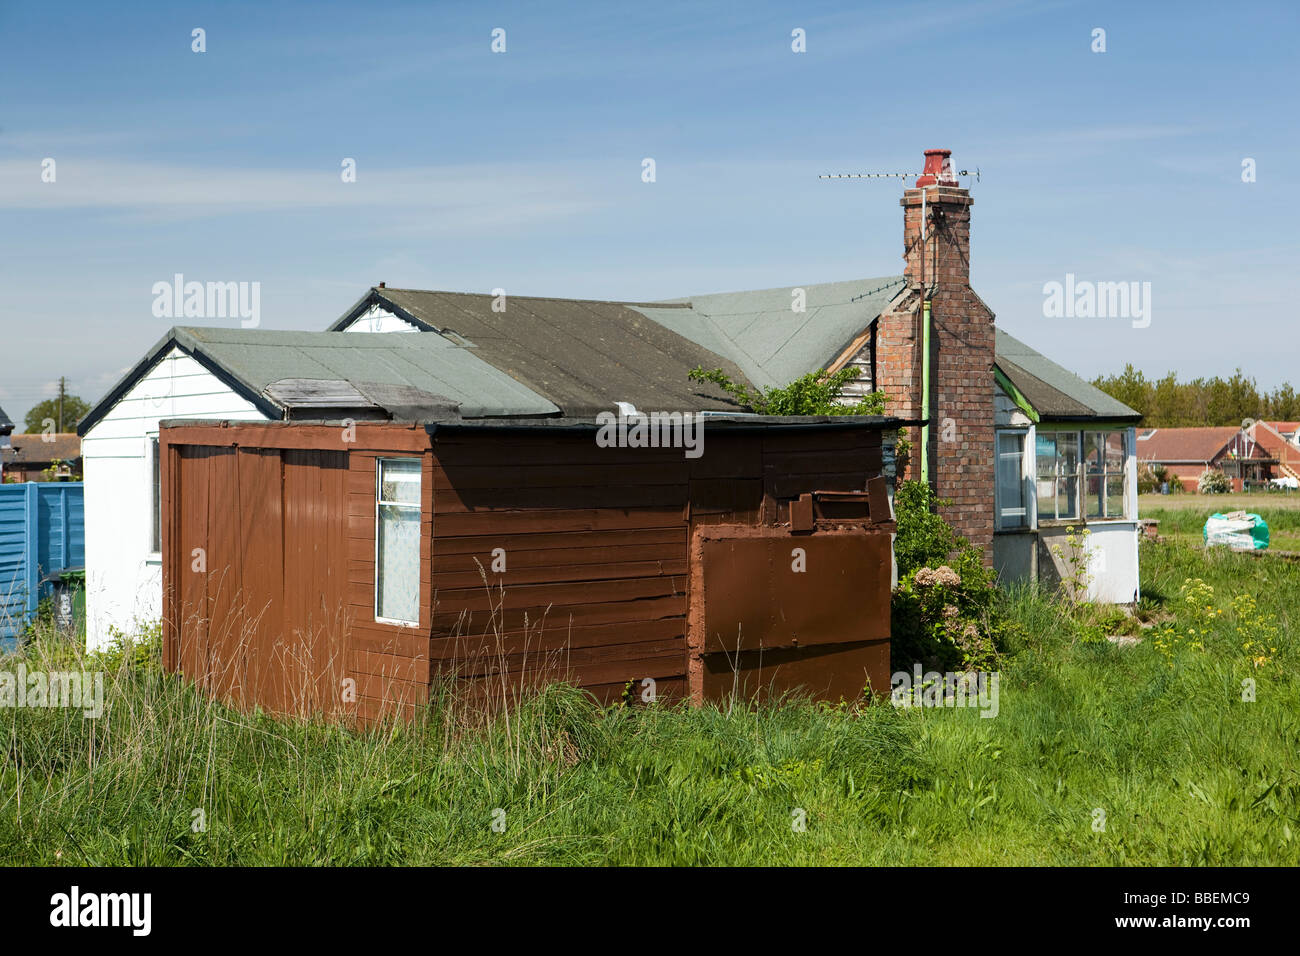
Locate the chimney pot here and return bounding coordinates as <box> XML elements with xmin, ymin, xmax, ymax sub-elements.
<box><xmin>378</xmin><ymin>281</ymin><xmax>385</xmax><ymax>288</ymax></box>
<box><xmin>915</xmin><ymin>148</ymin><xmax>958</xmax><ymax>188</ymax></box>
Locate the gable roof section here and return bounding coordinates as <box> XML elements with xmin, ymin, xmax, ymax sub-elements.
<box><xmin>332</xmin><ymin>278</ymin><xmax>906</xmax><ymax>395</ymax></box>
<box><xmin>994</xmin><ymin>329</ymin><xmax>1142</xmax><ymax>422</ymax></box>
<box><xmin>1135</xmin><ymin>426</ymin><xmax>1240</xmax><ymax>463</ymax></box>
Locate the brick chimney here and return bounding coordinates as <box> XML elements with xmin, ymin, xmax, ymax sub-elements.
<box><xmin>875</xmin><ymin>149</ymin><xmax>995</xmax><ymax>559</ymax></box>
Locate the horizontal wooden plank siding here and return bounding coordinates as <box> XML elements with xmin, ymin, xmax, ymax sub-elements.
<box><xmin>164</xmin><ymin>419</ymin><xmax>894</xmax><ymax>719</ymax></box>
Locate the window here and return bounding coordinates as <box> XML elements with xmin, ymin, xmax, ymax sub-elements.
<box><xmin>1035</xmin><ymin>429</ymin><xmax>1129</xmax><ymax>523</ymax></box>
<box><xmin>1035</xmin><ymin>431</ymin><xmax>1080</xmax><ymax>521</ymax></box>
<box><xmin>1085</xmin><ymin>431</ymin><xmax>1127</xmax><ymax>519</ymax></box>
<box><xmin>375</xmin><ymin>458</ymin><xmax>421</xmax><ymax>625</ymax></box>
<box><xmin>996</xmin><ymin>431</ymin><xmax>1028</xmax><ymax>529</ymax></box>
<box><xmin>150</xmin><ymin>436</ymin><xmax>161</xmax><ymax>554</ymax></box>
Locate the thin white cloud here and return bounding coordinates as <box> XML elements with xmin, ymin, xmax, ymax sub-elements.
<box><xmin>0</xmin><ymin>159</ymin><xmax>600</xmax><ymax>228</ymax></box>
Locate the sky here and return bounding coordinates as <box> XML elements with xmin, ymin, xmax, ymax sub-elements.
<box><xmin>1</xmin><ymin>0</ymin><xmax>1296</xmax><ymax>430</ymax></box>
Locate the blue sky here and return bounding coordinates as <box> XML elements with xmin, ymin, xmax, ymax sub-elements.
<box><xmin>1</xmin><ymin>0</ymin><xmax>1296</xmax><ymax>429</ymax></box>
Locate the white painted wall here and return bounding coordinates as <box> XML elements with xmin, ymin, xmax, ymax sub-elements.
<box><xmin>341</xmin><ymin>304</ymin><xmax>420</xmax><ymax>333</ymax></box>
<box><xmin>81</xmin><ymin>346</ymin><xmax>268</xmax><ymax>650</ymax></box>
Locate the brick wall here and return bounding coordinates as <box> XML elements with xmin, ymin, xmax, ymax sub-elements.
<box><xmin>869</xmin><ymin>182</ymin><xmax>996</xmax><ymax>560</ymax></box>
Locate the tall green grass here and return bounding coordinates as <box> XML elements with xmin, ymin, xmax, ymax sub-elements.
<box><xmin>1</xmin><ymin>539</ymin><xmax>1297</xmax><ymax>865</ymax></box>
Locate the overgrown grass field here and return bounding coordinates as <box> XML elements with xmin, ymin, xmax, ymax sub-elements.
<box><xmin>2</xmin><ymin>540</ymin><xmax>1297</xmax><ymax>865</ymax></box>
<box><xmin>1141</xmin><ymin>497</ymin><xmax>1300</xmax><ymax>551</ymax></box>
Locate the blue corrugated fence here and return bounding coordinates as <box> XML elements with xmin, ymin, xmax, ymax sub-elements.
<box><xmin>0</xmin><ymin>482</ymin><xmax>85</xmax><ymax>647</ymax></box>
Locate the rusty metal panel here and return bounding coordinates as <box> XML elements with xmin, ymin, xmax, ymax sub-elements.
<box><xmin>701</xmin><ymin>640</ymin><xmax>889</xmax><ymax>703</ymax></box>
<box><xmin>700</xmin><ymin>533</ymin><xmax>890</xmax><ymax>654</ymax></box>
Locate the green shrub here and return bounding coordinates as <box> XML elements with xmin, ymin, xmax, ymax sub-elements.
<box><xmin>687</xmin><ymin>365</ymin><xmax>885</xmax><ymax>416</ymax></box>
<box><xmin>890</xmin><ymin>481</ymin><xmax>1006</xmax><ymax>671</ymax></box>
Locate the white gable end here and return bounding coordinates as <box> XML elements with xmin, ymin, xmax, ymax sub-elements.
<box><xmin>341</xmin><ymin>303</ymin><xmax>421</xmax><ymax>333</ymax></box>
<box><xmin>82</xmin><ymin>345</ymin><xmax>269</xmax><ymax>650</ymax></box>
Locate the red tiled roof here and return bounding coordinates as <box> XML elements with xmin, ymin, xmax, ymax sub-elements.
<box><xmin>1250</xmin><ymin>422</ymin><xmax>1300</xmax><ymax>463</ymax></box>
<box><xmin>1135</xmin><ymin>426</ymin><xmax>1240</xmax><ymax>463</ymax></box>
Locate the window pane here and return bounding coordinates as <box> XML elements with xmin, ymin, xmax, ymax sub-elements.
<box><xmin>1085</xmin><ymin>473</ymin><xmax>1103</xmax><ymax>518</ymax></box>
<box><xmin>1056</xmin><ymin>477</ymin><xmax>1079</xmax><ymax>520</ymax></box>
<box><xmin>1106</xmin><ymin>475</ymin><xmax>1126</xmax><ymax>518</ymax></box>
<box><xmin>1035</xmin><ymin>434</ymin><xmax>1057</xmax><ymax>477</ymax></box>
<box><xmin>380</xmin><ymin>459</ymin><xmax>421</xmax><ymax>504</ymax></box>
<box><xmin>377</xmin><ymin>503</ymin><xmax>420</xmax><ymax>623</ymax></box>
<box><xmin>1105</xmin><ymin>432</ymin><xmax>1125</xmax><ymax>471</ymax></box>
<box><xmin>997</xmin><ymin>432</ymin><xmax>1026</xmax><ymax>528</ymax></box>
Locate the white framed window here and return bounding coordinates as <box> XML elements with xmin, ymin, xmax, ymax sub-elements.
<box><xmin>995</xmin><ymin>430</ymin><xmax>1030</xmax><ymax>530</ymax></box>
<box><xmin>149</xmin><ymin>435</ymin><xmax>161</xmax><ymax>555</ymax></box>
<box><xmin>1085</xmin><ymin>431</ymin><xmax>1128</xmax><ymax>519</ymax></box>
<box><xmin>1035</xmin><ymin>429</ymin><xmax>1130</xmax><ymax>522</ymax></box>
<box><xmin>1035</xmin><ymin>431</ymin><xmax>1081</xmax><ymax>521</ymax></box>
<box><xmin>375</xmin><ymin>458</ymin><xmax>421</xmax><ymax>625</ymax></box>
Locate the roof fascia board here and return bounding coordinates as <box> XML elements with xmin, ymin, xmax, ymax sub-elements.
<box><xmin>994</xmin><ymin>366</ymin><xmax>1040</xmax><ymax>424</ymax></box>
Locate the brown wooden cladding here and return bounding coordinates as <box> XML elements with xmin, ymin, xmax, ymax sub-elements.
<box><xmin>162</xmin><ymin>420</ymin><xmax>893</xmax><ymax>719</ymax></box>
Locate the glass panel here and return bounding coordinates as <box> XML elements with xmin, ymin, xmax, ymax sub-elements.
<box><xmin>1056</xmin><ymin>433</ymin><xmax>1079</xmax><ymax>519</ymax></box>
<box><xmin>1085</xmin><ymin>432</ymin><xmax>1107</xmax><ymax>474</ymax></box>
<box><xmin>1106</xmin><ymin>475</ymin><xmax>1126</xmax><ymax>518</ymax></box>
<box><xmin>377</xmin><ymin>503</ymin><xmax>420</xmax><ymax>623</ymax></box>
<box><xmin>1056</xmin><ymin>477</ymin><xmax>1079</xmax><ymax>520</ymax></box>
<box><xmin>997</xmin><ymin>432</ymin><xmax>1026</xmax><ymax>527</ymax></box>
<box><xmin>1035</xmin><ymin>434</ymin><xmax>1057</xmax><ymax>477</ymax></box>
<box><xmin>1104</xmin><ymin>432</ymin><xmax>1125</xmax><ymax>470</ymax></box>
<box><xmin>1085</xmin><ymin>474</ymin><xmax>1103</xmax><ymax>518</ymax></box>
<box><xmin>380</xmin><ymin>459</ymin><xmax>421</xmax><ymax>504</ymax></box>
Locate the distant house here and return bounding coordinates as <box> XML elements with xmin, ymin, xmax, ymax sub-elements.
<box><xmin>1261</xmin><ymin>421</ymin><xmax>1300</xmax><ymax>444</ymax></box>
<box><xmin>1136</xmin><ymin>427</ymin><xmax>1274</xmax><ymax>492</ymax></box>
<box><xmin>1247</xmin><ymin>421</ymin><xmax>1300</xmax><ymax>486</ymax></box>
<box><xmin>1</xmin><ymin>433</ymin><xmax>82</xmax><ymax>483</ymax></box>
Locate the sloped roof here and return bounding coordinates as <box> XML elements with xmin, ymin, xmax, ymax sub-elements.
<box><xmin>1135</xmin><ymin>427</ymin><xmax>1240</xmax><ymax>463</ymax></box>
<box><xmin>2</xmin><ymin>433</ymin><xmax>81</xmax><ymax>464</ymax></box>
<box><xmin>1248</xmin><ymin>421</ymin><xmax>1300</xmax><ymax>464</ymax></box>
<box><xmin>80</xmin><ymin>321</ymin><xmax>749</xmax><ymax>435</ymax></box>
<box><xmin>994</xmin><ymin>329</ymin><xmax>1142</xmax><ymax>421</ymax></box>
<box><xmin>0</xmin><ymin>405</ymin><xmax>12</xmax><ymax>432</ymax></box>
<box><xmin>332</xmin><ymin>278</ymin><xmax>906</xmax><ymax>393</ymax></box>
<box><xmin>642</xmin><ymin>276</ymin><xmax>906</xmax><ymax>389</ymax></box>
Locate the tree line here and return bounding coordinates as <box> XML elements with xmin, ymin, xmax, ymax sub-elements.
<box><xmin>1091</xmin><ymin>366</ymin><xmax>1300</xmax><ymax>428</ymax></box>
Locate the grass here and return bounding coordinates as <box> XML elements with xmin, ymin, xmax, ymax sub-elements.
<box><xmin>1</xmin><ymin>540</ymin><xmax>1297</xmax><ymax>866</ymax></box>
<box><xmin>1140</xmin><ymin>496</ymin><xmax>1300</xmax><ymax>551</ymax></box>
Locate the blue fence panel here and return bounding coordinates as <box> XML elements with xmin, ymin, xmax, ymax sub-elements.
<box><xmin>0</xmin><ymin>482</ymin><xmax>85</xmax><ymax>647</ymax></box>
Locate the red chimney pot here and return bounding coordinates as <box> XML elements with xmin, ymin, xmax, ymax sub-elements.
<box><xmin>915</xmin><ymin>148</ymin><xmax>958</xmax><ymax>188</ymax></box>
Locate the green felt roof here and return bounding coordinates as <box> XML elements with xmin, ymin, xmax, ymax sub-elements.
<box><xmin>995</xmin><ymin>328</ymin><xmax>1141</xmax><ymax>421</ymax></box>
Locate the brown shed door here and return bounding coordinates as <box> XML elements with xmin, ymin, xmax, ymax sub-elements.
<box><xmin>173</xmin><ymin>446</ymin><xmax>349</xmax><ymax>717</ymax></box>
